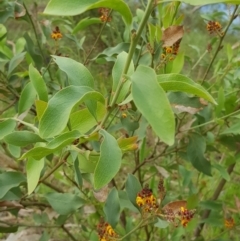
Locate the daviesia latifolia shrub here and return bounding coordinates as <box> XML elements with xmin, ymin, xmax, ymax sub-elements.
<box><xmin>0</xmin><ymin>0</ymin><xmax>240</xmax><ymax>240</ymax></box>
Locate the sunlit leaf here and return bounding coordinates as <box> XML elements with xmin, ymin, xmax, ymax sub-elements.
<box><xmin>94</xmin><ymin>129</ymin><xmax>122</xmax><ymax>189</ymax></box>
<box><xmin>131</xmin><ymin>65</ymin><xmax>175</xmax><ymax>145</ymax></box>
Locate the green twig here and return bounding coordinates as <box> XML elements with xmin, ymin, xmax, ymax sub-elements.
<box><xmin>202</xmin><ymin>5</ymin><xmax>239</xmax><ymax>82</ymax></box>
<box><xmin>186</xmin><ymin>108</ymin><xmax>240</xmax><ymax>131</ymax></box>
<box><xmin>83</xmin><ymin>10</ymin><xmax>113</xmax><ymax>65</ymax></box>
<box><xmin>98</xmin><ymin>0</ymin><xmax>155</xmax><ymax>130</ymax></box>
<box><xmin>23</xmin><ymin>2</ymin><xmax>45</xmax><ymax>62</ymax></box>
<box><xmin>61</xmin><ymin>224</ymin><xmax>78</xmax><ymax>241</ymax></box>
<box><xmin>39</xmin><ymin>152</ymin><xmax>70</xmax><ymax>183</ymax></box>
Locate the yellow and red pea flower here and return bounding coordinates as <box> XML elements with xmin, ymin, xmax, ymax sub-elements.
<box><xmin>206</xmin><ymin>20</ymin><xmax>222</xmax><ymax>34</ymax></box>
<box><xmin>163</xmin><ymin>202</ymin><xmax>196</xmax><ymax>227</ymax></box>
<box><xmin>224</xmin><ymin>217</ymin><xmax>235</xmax><ymax>229</ymax></box>
<box><xmin>136</xmin><ymin>185</ymin><xmax>159</xmax><ymax>213</ymax></box>
<box><xmin>99</xmin><ymin>7</ymin><xmax>112</xmax><ymax>22</ymax></box>
<box><xmin>97</xmin><ymin>220</ymin><xmax>118</xmax><ymax>241</ymax></box>
<box><xmin>51</xmin><ymin>26</ymin><xmax>62</xmax><ymax>40</ymax></box>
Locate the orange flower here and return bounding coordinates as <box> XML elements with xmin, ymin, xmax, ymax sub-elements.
<box><xmin>136</xmin><ymin>185</ymin><xmax>158</xmax><ymax>213</ymax></box>
<box><xmin>224</xmin><ymin>217</ymin><xmax>235</xmax><ymax>229</ymax></box>
<box><xmin>97</xmin><ymin>220</ymin><xmax>118</xmax><ymax>241</ymax></box>
<box><xmin>99</xmin><ymin>8</ymin><xmax>112</xmax><ymax>22</ymax></box>
<box><xmin>51</xmin><ymin>26</ymin><xmax>62</xmax><ymax>40</ymax></box>
<box><xmin>206</xmin><ymin>21</ymin><xmax>222</xmax><ymax>34</ymax></box>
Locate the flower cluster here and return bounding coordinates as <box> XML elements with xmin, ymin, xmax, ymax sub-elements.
<box><xmin>97</xmin><ymin>220</ymin><xmax>118</xmax><ymax>241</ymax></box>
<box><xmin>51</xmin><ymin>26</ymin><xmax>62</xmax><ymax>40</ymax></box>
<box><xmin>163</xmin><ymin>204</ymin><xmax>196</xmax><ymax>227</ymax></box>
<box><xmin>136</xmin><ymin>184</ymin><xmax>159</xmax><ymax>213</ymax></box>
<box><xmin>224</xmin><ymin>217</ymin><xmax>235</xmax><ymax>229</ymax></box>
<box><xmin>161</xmin><ymin>38</ymin><xmax>181</xmax><ymax>62</ymax></box>
<box><xmin>99</xmin><ymin>8</ymin><xmax>112</xmax><ymax>22</ymax></box>
<box><xmin>206</xmin><ymin>21</ymin><xmax>223</xmax><ymax>35</ymax></box>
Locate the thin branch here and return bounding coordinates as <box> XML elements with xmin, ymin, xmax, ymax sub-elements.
<box><xmin>61</xmin><ymin>224</ymin><xmax>78</xmax><ymax>241</ymax></box>
<box><xmin>202</xmin><ymin>5</ymin><xmax>239</xmax><ymax>82</ymax></box>
<box><xmin>83</xmin><ymin>10</ymin><xmax>113</xmax><ymax>65</ymax></box>
<box><xmin>38</xmin><ymin>152</ymin><xmax>70</xmax><ymax>183</ymax></box>
<box><xmin>194</xmin><ymin>162</ymin><xmax>236</xmax><ymax>238</ymax></box>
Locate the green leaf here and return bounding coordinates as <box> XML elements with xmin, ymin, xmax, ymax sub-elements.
<box><xmin>118</xmin><ymin>190</ymin><xmax>139</xmax><ymax>212</ymax></box>
<box><xmin>24</xmin><ymin>33</ymin><xmax>43</xmax><ymax>70</ymax></box>
<box><xmin>72</xmin><ymin>17</ymin><xmax>102</xmax><ymax>34</ymax></box>
<box><xmin>103</xmin><ymin>188</ymin><xmax>120</xmax><ymax>228</ymax></box>
<box><xmin>125</xmin><ymin>174</ymin><xmax>142</xmax><ymax>208</ymax></box>
<box><xmin>171</xmin><ymin>52</ymin><xmax>184</xmax><ymax>73</ymax></box>
<box><xmin>74</xmin><ymin>157</ymin><xmax>82</xmax><ymax>187</ymax></box>
<box><xmin>78</xmin><ymin>152</ymin><xmax>99</xmax><ymax>173</ymax></box>
<box><xmin>18</xmin><ymin>82</ymin><xmax>37</xmax><ymax>114</ymax></box>
<box><xmin>199</xmin><ymin>200</ymin><xmax>222</xmax><ymax>211</ymax></box>
<box><xmin>94</xmin><ymin>43</ymin><xmax>130</xmax><ymax>60</ymax></box>
<box><xmin>154</xmin><ymin>218</ymin><xmax>169</xmax><ymax>228</ymax></box>
<box><xmin>112</xmin><ymin>52</ymin><xmax>134</xmax><ymax>103</ymax></box>
<box><xmin>162</xmin><ymin>0</ymin><xmax>239</xmax><ymax>5</ymax></box>
<box><xmin>187</xmin><ymin>133</ymin><xmax>211</xmax><ymax>176</ymax></box>
<box><xmin>39</xmin><ymin>86</ymin><xmax>104</xmax><ymax>138</ymax></box>
<box><xmin>4</xmin><ymin>131</ymin><xmax>45</xmax><ymax>147</ymax></box>
<box><xmin>45</xmin><ymin>193</ymin><xmax>85</xmax><ymax>215</ymax></box>
<box><xmin>29</xmin><ymin>64</ymin><xmax>48</xmax><ymax>102</ymax></box>
<box><xmin>0</xmin><ymin>225</ymin><xmax>18</xmax><ymax>233</ymax></box>
<box><xmin>221</xmin><ymin>121</ymin><xmax>240</xmax><ymax>135</ymax></box>
<box><xmin>94</xmin><ymin>129</ymin><xmax>122</xmax><ymax>190</ymax></box>
<box><xmin>70</xmin><ymin>103</ymin><xmax>106</xmax><ymax>133</ymax></box>
<box><xmin>213</xmin><ymin>163</ymin><xmax>230</xmax><ymax>181</ymax></box>
<box><xmin>0</xmin><ymin>119</ymin><xmax>16</xmax><ymax>140</ymax></box>
<box><xmin>131</xmin><ymin>65</ymin><xmax>175</xmax><ymax>145</ymax></box>
<box><xmin>20</xmin><ymin>130</ymin><xmax>81</xmax><ymax>160</ymax></box>
<box><xmin>27</xmin><ymin>158</ymin><xmax>45</xmax><ymax>195</ymax></box>
<box><xmin>52</xmin><ymin>55</ymin><xmax>94</xmax><ymax>87</ymax></box>
<box><xmin>7</xmin><ymin>52</ymin><xmax>26</xmax><ymax>77</ymax></box>
<box><xmin>7</xmin><ymin>144</ymin><xmax>21</xmax><ymax>158</ymax></box>
<box><xmin>35</xmin><ymin>100</ymin><xmax>48</xmax><ymax>120</ymax></box>
<box><xmin>157</xmin><ymin>73</ymin><xmax>217</xmax><ymax>104</ymax></box>
<box><xmin>0</xmin><ymin>172</ymin><xmax>26</xmax><ymax>199</ymax></box>
<box><xmin>44</xmin><ymin>0</ymin><xmax>132</xmax><ymax>27</ymax></box>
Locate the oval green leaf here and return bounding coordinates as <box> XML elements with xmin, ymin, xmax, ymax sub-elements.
<box><xmin>162</xmin><ymin>0</ymin><xmax>239</xmax><ymax>5</ymax></box>
<box><xmin>52</xmin><ymin>55</ymin><xmax>94</xmax><ymax>87</ymax></box>
<box><xmin>94</xmin><ymin>129</ymin><xmax>122</xmax><ymax>190</ymax></box>
<box><xmin>131</xmin><ymin>65</ymin><xmax>175</xmax><ymax>146</ymax></box>
<box><xmin>72</xmin><ymin>17</ymin><xmax>101</xmax><ymax>34</ymax></box>
<box><xmin>18</xmin><ymin>82</ymin><xmax>37</xmax><ymax>114</ymax></box>
<box><xmin>125</xmin><ymin>174</ymin><xmax>142</xmax><ymax>208</ymax></box>
<box><xmin>44</xmin><ymin>0</ymin><xmax>132</xmax><ymax>27</ymax></box>
<box><xmin>0</xmin><ymin>119</ymin><xmax>16</xmax><ymax>140</ymax></box>
<box><xmin>20</xmin><ymin>130</ymin><xmax>81</xmax><ymax>160</ymax></box>
<box><xmin>103</xmin><ymin>187</ymin><xmax>120</xmax><ymax>228</ymax></box>
<box><xmin>45</xmin><ymin>193</ymin><xmax>85</xmax><ymax>215</ymax></box>
<box><xmin>112</xmin><ymin>51</ymin><xmax>134</xmax><ymax>103</ymax></box>
<box><xmin>27</xmin><ymin>158</ymin><xmax>45</xmax><ymax>195</ymax></box>
<box><xmin>0</xmin><ymin>171</ymin><xmax>26</xmax><ymax>199</ymax></box>
<box><xmin>4</xmin><ymin>131</ymin><xmax>45</xmax><ymax>147</ymax></box>
<box><xmin>157</xmin><ymin>73</ymin><xmax>217</xmax><ymax>105</ymax></box>
<box><xmin>29</xmin><ymin>64</ymin><xmax>48</xmax><ymax>102</ymax></box>
<box><xmin>39</xmin><ymin>86</ymin><xmax>104</xmax><ymax>138</ymax></box>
